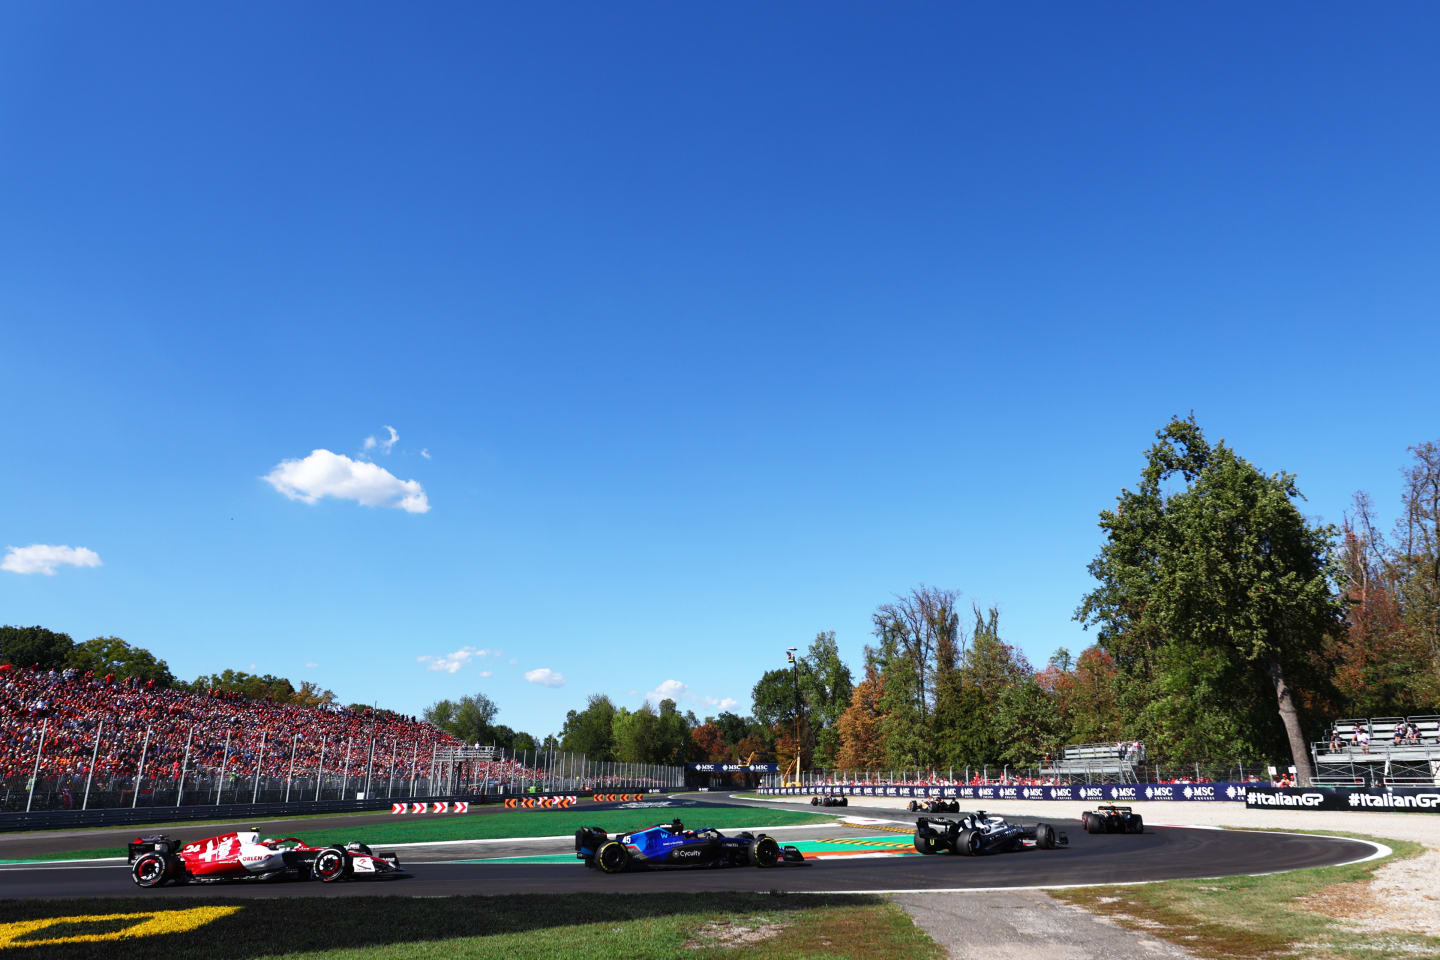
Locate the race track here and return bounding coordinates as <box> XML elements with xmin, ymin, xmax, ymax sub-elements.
<box><xmin>0</xmin><ymin>794</ymin><xmax>1381</xmax><ymax>899</ymax></box>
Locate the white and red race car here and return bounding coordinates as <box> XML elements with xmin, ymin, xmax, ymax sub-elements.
<box><xmin>128</xmin><ymin>827</ymin><xmax>407</xmax><ymax>886</ymax></box>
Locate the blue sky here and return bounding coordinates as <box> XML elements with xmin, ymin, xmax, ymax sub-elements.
<box><xmin>3</xmin><ymin>3</ymin><xmax>1437</xmax><ymax>738</ymax></box>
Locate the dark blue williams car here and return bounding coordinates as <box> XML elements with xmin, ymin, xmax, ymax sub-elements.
<box><xmin>575</xmin><ymin>819</ymin><xmax>804</xmax><ymax>874</ymax></box>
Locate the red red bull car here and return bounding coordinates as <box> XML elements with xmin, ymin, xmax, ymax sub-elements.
<box><xmin>127</xmin><ymin>827</ymin><xmax>407</xmax><ymax>887</ymax></box>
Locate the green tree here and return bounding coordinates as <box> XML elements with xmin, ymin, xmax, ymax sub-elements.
<box><xmin>66</xmin><ymin>636</ymin><xmax>174</xmax><ymax>685</ymax></box>
<box><xmin>992</xmin><ymin>677</ymin><xmax>1064</xmax><ymax>767</ymax></box>
<box><xmin>1078</xmin><ymin>416</ymin><xmax>1344</xmax><ymax>783</ymax></box>
<box><xmin>612</xmin><ymin>704</ymin><xmax>659</xmax><ymax>762</ymax></box>
<box><xmin>798</xmin><ymin>631</ymin><xmax>854</xmax><ymax>768</ymax></box>
<box><xmin>559</xmin><ymin>694</ymin><xmax>617</xmax><ymax>760</ymax></box>
<box><xmin>0</xmin><ymin>625</ymin><xmax>74</xmax><ymax>669</ymax></box>
<box><xmin>652</xmin><ymin>698</ymin><xmax>694</xmax><ymax>765</ymax></box>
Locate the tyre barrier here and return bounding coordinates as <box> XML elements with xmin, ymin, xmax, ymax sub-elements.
<box><xmin>390</xmin><ymin>801</ymin><xmax>471</xmax><ymax>814</ymax></box>
<box><xmin>503</xmin><ymin>796</ymin><xmax>579</xmax><ymax>809</ymax></box>
<box><xmin>592</xmin><ymin>793</ymin><xmax>647</xmax><ymax>802</ymax></box>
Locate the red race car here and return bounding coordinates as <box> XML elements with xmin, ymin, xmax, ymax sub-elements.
<box><xmin>128</xmin><ymin>827</ymin><xmax>407</xmax><ymax>887</ymax></box>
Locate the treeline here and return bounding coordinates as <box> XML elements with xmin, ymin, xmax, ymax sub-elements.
<box><xmin>421</xmin><ymin>693</ymin><xmax>552</xmax><ymax>757</ymax></box>
<box><xmin>0</xmin><ymin>626</ymin><xmax>357</xmax><ymax>711</ymax></box>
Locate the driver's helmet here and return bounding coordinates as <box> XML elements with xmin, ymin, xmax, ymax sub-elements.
<box><xmin>670</xmin><ymin>818</ymin><xmax>685</xmax><ymax>833</ymax></box>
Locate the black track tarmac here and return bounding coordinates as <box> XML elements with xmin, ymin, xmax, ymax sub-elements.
<box><xmin>0</xmin><ymin>793</ymin><xmax>1378</xmax><ymax>899</ymax></box>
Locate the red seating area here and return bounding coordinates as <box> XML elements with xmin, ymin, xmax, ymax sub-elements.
<box><xmin>0</xmin><ymin>664</ymin><xmax>461</xmax><ymax>782</ymax></box>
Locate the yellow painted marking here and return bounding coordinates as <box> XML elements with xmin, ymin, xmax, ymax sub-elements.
<box><xmin>820</xmin><ymin>838</ymin><xmax>911</xmax><ymax>848</ymax></box>
<box><xmin>0</xmin><ymin>906</ymin><xmax>241</xmax><ymax>949</ymax></box>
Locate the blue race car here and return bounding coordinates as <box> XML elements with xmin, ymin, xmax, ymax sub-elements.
<box><xmin>575</xmin><ymin>819</ymin><xmax>804</xmax><ymax>873</ymax></box>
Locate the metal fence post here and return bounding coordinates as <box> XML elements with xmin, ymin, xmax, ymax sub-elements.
<box><xmin>364</xmin><ymin>737</ymin><xmax>375</xmax><ymax>798</ymax></box>
<box><xmin>387</xmin><ymin>738</ymin><xmax>397</xmax><ymax>798</ymax></box>
<box><xmin>316</xmin><ymin>737</ymin><xmax>327</xmax><ymax>801</ymax></box>
<box><xmin>285</xmin><ymin>735</ymin><xmax>298</xmax><ymax>802</ymax></box>
<box><xmin>132</xmin><ymin>726</ymin><xmax>152</xmax><ymax>809</ymax></box>
<box><xmin>176</xmin><ymin>725</ymin><xmax>194</xmax><ymax>807</ymax></box>
<box><xmin>252</xmin><ymin>731</ymin><xmax>267</xmax><ymax>804</ymax></box>
<box><xmin>340</xmin><ymin>737</ymin><xmax>353</xmax><ymax>800</ymax></box>
<box><xmin>409</xmin><ymin>742</ymin><xmax>418</xmax><ymax>797</ymax></box>
<box><xmin>82</xmin><ymin>720</ymin><xmax>102</xmax><ymax>811</ymax></box>
<box><xmin>216</xmin><ymin>730</ymin><xmax>231</xmax><ymax>805</ymax></box>
<box><xmin>26</xmin><ymin>718</ymin><xmax>49</xmax><ymax>813</ymax></box>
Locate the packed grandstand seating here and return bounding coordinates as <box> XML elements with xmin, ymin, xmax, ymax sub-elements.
<box><xmin>0</xmin><ymin>663</ymin><xmax>462</xmax><ymax>783</ymax></box>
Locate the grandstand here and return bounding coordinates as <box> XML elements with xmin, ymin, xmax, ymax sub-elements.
<box><xmin>1040</xmin><ymin>741</ymin><xmax>1145</xmax><ymax>784</ymax></box>
<box><xmin>1313</xmin><ymin>715</ymin><xmax>1440</xmax><ymax>786</ymax></box>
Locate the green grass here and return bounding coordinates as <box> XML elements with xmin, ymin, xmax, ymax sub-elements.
<box><xmin>0</xmin><ymin>893</ymin><xmax>943</xmax><ymax>960</ymax></box>
<box><xmin>1050</xmin><ymin>832</ymin><xmax>1440</xmax><ymax>960</ymax></box>
<box><xmin>2</xmin><ymin>805</ymin><xmax>837</xmax><ymax>863</ymax></box>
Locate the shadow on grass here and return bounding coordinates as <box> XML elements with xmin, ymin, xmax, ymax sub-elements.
<box><xmin>0</xmin><ymin>892</ymin><xmax>886</xmax><ymax>960</ymax></box>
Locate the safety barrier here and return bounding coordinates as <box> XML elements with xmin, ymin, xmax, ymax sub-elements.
<box><xmin>503</xmin><ymin>795</ymin><xmax>578</xmax><ymax>809</ymax></box>
<box><xmin>591</xmin><ymin>793</ymin><xmax>646</xmax><ymax>802</ymax></box>
<box><xmin>764</xmin><ymin>783</ymin><xmax>1251</xmax><ymax>802</ymax></box>
<box><xmin>390</xmin><ymin>801</ymin><xmax>470</xmax><ymax>814</ymax></box>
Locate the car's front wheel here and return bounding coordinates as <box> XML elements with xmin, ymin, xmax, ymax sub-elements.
<box><xmin>1035</xmin><ymin>823</ymin><xmax>1056</xmax><ymax>849</ymax></box>
<box><xmin>952</xmin><ymin>829</ymin><xmax>982</xmax><ymax>856</ymax></box>
<box><xmin>811</xmin><ymin>797</ymin><xmax>819</xmax><ymax>806</ymax></box>
<box><xmin>314</xmin><ymin>848</ymin><xmax>348</xmax><ymax>883</ymax></box>
<box><xmin>131</xmin><ymin>852</ymin><xmax>171</xmax><ymax>888</ymax></box>
<box><xmin>748</xmin><ymin>836</ymin><xmax>780</xmax><ymax>867</ymax></box>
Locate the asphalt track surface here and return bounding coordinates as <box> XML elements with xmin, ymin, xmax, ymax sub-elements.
<box><xmin>0</xmin><ymin>793</ymin><xmax>1379</xmax><ymax>899</ymax></box>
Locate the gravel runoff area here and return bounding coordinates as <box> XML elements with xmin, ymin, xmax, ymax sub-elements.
<box><xmin>750</xmin><ymin>793</ymin><xmax>1440</xmax><ymax>958</ymax></box>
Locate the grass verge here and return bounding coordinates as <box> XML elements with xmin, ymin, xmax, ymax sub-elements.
<box><xmin>1050</xmin><ymin>831</ymin><xmax>1440</xmax><ymax>960</ymax></box>
<box><xmin>0</xmin><ymin>893</ymin><xmax>942</xmax><ymax>960</ymax></box>
<box><xmin>3</xmin><ymin>806</ymin><xmax>837</xmax><ymax>863</ymax></box>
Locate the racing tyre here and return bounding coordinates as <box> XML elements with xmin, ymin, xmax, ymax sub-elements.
<box><xmin>952</xmin><ymin>829</ymin><xmax>982</xmax><ymax>856</ymax></box>
<box><xmin>1127</xmin><ymin>815</ymin><xmax>1143</xmax><ymax>834</ymax></box>
<box><xmin>1034</xmin><ymin>823</ymin><xmax>1056</xmax><ymax>850</ymax></box>
<box><xmin>907</xmin><ymin>800</ymin><xmax>919</xmax><ymax>812</ymax></box>
<box><xmin>913</xmin><ymin>830</ymin><xmax>941</xmax><ymax>855</ymax></box>
<box><xmin>811</xmin><ymin>797</ymin><xmax>820</xmax><ymax>806</ymax></box>
<box><xmin>131</xmin><ymin>851</ymin><xmax>171</xmax><ymax>888</ymax></box>
<box><xmin>596</xmin><ymin>840</ymin><xmax>631</xmax><ymax>874</ymax></box>
<box><xmin>1084</xmin><ymin>813</ymin><xmax>1103</xmax><ymax>834</ymax></box>
<box><xmin>314</xmin><ymin>847</ymin><xmax>348</xmax><ymax>883</ymax></box>
<box><xmin>748</xmin><ymin>836</ymin><xmax>781</xmax><ymax>868</ymax></box>
<box><xmin>840</xmin><ymin>797</ymin><xmax>847</xmax><ymax>807</ymax></box>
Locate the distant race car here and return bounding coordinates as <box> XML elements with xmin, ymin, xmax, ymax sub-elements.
<box><xmin>1082</xmin><ymin>804</ymin><xmax>1144</xmax><ymax>834</ymax></box>
<box><xmin>912</xmin><ymin>811</ymin><xmax>1067</xmax><ymax>856</ymax></box>
<box><xmin>810</xmin><ymin>795</ymin><xmax>849</xmax><ymax>807</ymax></box>
<box><xmin>906</xmin><ymin>797</ymin><xmax>960</xmax><ymax>813</ymax></box>
<box><xmin>128</xmin><ymin>828</ymin><xmax>407</xmax><ymax>887</ymax></box>
<box><xmin>575</xmin><ymin>819</ymin><xmax>805</xmax><ymax>873</ymax></box>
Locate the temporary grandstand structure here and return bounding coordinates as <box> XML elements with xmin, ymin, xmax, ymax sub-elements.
<box><xmin>1040</xmin><ymin>742</ymin><xmax>1144</xmax><ymax>784</ymax></box>
<box><xmin>1312</xmin><ymin>715</ymin><xmax>1440</xmax><ymax>786</ymax></box>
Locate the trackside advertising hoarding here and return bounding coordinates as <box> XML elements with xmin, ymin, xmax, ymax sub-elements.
<box><xmin>760</xmin><ymin>783</ymin><xmax>1250</xmax><ymax>802</ymax></box>
<box><xmin>687</xmin><ymin>762</ymin><xmax>780</xmax><ymax>773</ymax></box>
<box><xmin>1244</xmin><ymin>786</ymin><xmax>1440</xmax><ymax>812</ymax></box>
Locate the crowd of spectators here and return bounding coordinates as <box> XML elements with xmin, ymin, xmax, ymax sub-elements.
<box><xmin>1</xmin><ymin>663</ymin><xmax>462</xmax><ymax>788</ymax></box>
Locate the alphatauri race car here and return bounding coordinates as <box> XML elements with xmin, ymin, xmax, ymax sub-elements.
<box><xmin>128</xmin><ymin>828</ymin><xmax>407</xmax><ymax>887</ymax></box>
<box><xmin>810</xmin><ymin>794</ymin><xmax>849</xmax><ymax>807</ymax></box>
<box><xmin>906</xmin><ymin>797</ymin><xmax>960</xmax><ymax>813</ymax></box>
<box><xmin>912</xmin><ymin>811</ymin><xmax>1067</xmax><ymax>856</ymax></box>
<box><xmin>1082</xmin><ymin>804</ymin><xmax>1144</xmax><ymax>834</ymax></box>
<box><xmin>575</xmin><ymin>819</ymin><xmax>805</xmax><ymax>873</ymax></box>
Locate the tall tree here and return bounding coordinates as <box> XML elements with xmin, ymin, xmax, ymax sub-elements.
<box><xmin>0</xmin><ymin>625</ymin><xmax>74</xmax><ymax>669</ymax></box>
<box><xmin>1078</xmin><ymin>416</ymin><xmax>1343</xmax><ymax>783</ymax></box>
<box><xmin>835</xmin><ymin>660</ymin><xmax>886</xmax><ymax>772</ymax></box>
<box><xmin>1396</xmin><ymin>442</ymin><xmax>1440</xmax><ymax>689</ymax></box>
<box><xmin>797</xmin><ymin>631</ymin><xmax>854</xmax><ymax>768</ymax></box>
<box><xmin>559</xmin><ymin>694</ymin><xmax>617</xmax><ymax>760</ymax></box>
<box><xmin>66</xmin><ymin>636</ymin><xmax>174</xmax><ymax>685</ymax></box>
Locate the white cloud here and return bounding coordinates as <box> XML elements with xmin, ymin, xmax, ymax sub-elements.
<box><xmin>417</xmin><ymin>646</ymin><xmax>488</xmax><ymax>674</ymax></box>
<box><xmin>420</xmin><ymin>448</ymin><xmax>431</xmax><ymax>459</ymax></box>
<box><xmin>479</xmin><ymin>670</ymin><xmax>493</xmax><ymax>678</ymax></box>
<box><xmin>363</xmin><ymin>425</ymin><xmax>399</xmax><ymax>455</ymax></box>
<box><xmin>2</xmin><ymin>545</ymin><xmax>103</xmax><ymax>576</ymax></box>
<box><xmin>264</xmin><ymin>449</ymin><xmax>430</xmax><ymax>513</ymax></box>
<box><xmin>305</xmin><ymin>662</ymin><xmax>319</xmax><ymax>669</ymax></box>
<box><xmin>524</xmin><ymin>667</ymin><xmax>566</xmax><ymax>688</ymax></box>
<box><xmin>643</xmin><ymin>679</ymin><xmax>737</xmax><ymax>711</ymax></box>
<box><xmin>509</xmin><ymin>657</ymin><xmax>518</xmax><ymax>665</ymax></box>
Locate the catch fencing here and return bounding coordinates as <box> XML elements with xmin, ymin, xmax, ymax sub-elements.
<box><xmin>1</xmin><ymin>714</ymin><xmax>684</xmax><ymax>814</ymax></box>
<box><xmin>765</xmin><ymin>760</ymin><xmax>1294</xmax><ymax>789</ymax></box>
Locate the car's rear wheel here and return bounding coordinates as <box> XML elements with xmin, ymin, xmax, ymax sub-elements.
<box><xmin>913</xmin><ymin>831</ymin><xmax>941</xmax><ymax>855</ymax></box>
<box><xmin>131</xmin><ymin>852</ymin><xmax>171</xmax><ymax>888</ymax></box>
<box><xmin>1084</xmin><ymin>813</ymin><xmax>1103</xmax><ymax>834</ymax></box>
<box><xmin>749</xmin><ymin>836</ymin><xmax>780</xmax><ymax>867</ymax></box>
<box><xmin>597</xmin><ymin>841</ymin><xmax>631</xmax><ymax>874</ymax></box>
<box><xmin>839</xmin><ymin>797</ymin><xmax>848</xmax><ymax>807</ymax></box>
<box><xmin>314</xmin><ymin>848</ymin><xmax>347</xmax><ymax>883</ymax></box>
<box><xmin>1035</xmin><ymin>823</ymin><xmax>1056</xmax><ymax>849</ymax></box>
<box><xmin>907</xmin><ymin>800</ymin><xmax>918</xmax><ymax>812</ymax></box>
<box><xmin>1127</xmin><ymin>815</ymin><xmax>1144</xmax><ymax>834</ymax></box>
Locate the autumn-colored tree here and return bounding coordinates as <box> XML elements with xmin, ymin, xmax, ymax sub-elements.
<box><xmin>690</xmin><ymin>722</ymin><xmax>730</xmax><ymax>762</ymax></box>
<box><xmin>835</xmin><ymin>661</ymin><xmax>886</xmax><ymax>772</ymax></box>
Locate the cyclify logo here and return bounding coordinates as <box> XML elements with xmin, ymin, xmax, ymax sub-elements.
<box><xmin>0</xmin><ymin>907</ymin><xmax>241</xmax><ymax>949</ymax></box>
